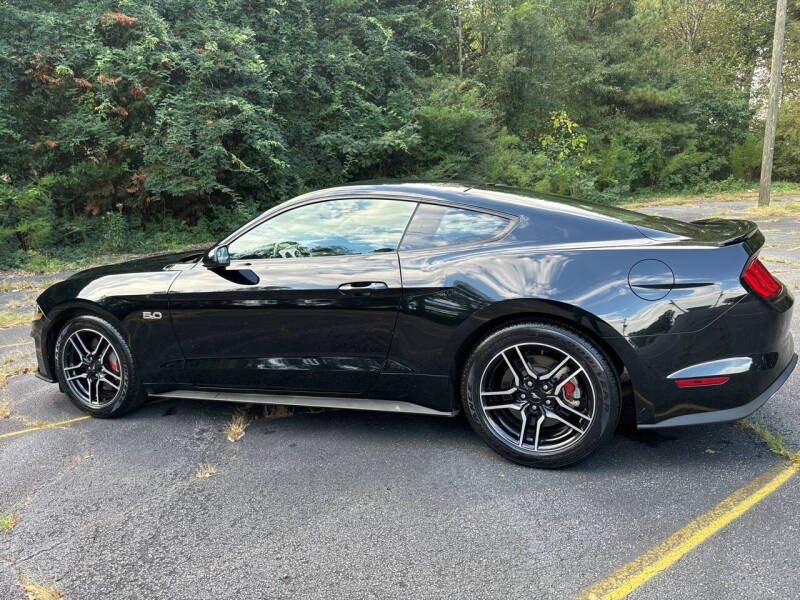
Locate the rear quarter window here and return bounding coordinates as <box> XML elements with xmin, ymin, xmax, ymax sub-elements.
<box><xmin>400</xmin><ymin>204</ymin><xmax>511</xmax><ymax>251</ymax></box>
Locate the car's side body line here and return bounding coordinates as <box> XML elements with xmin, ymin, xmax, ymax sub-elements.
<box><xmin>151</xmin><ymin>389</ymin><xmax>459</xmax><ymax>416</ymax></box>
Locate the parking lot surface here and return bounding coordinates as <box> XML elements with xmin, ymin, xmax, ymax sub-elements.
<box><xmin>1</xmin><ymin>197</ymin><xmax>799</xmax><ymax>599</ymax></box>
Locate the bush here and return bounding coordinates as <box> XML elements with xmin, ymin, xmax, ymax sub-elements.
<box><xmin>774</xmin><ymin>100</ymin><xmax>800</xmax><ymax>181</ymax></box>
<box><xmin>0</xmin><ymin>179</ymin><xmax>55</xmax><ymax>254</ymax></box>
<box><xmin>100</xmin><ymin>206</ymin><xmax>129</xmax><ymax>253</ymax></box>
<box><xmin>414</xmin><ymin>80</ymin><xmax>495</xmax><ymax>179</ymax></box>
<box><xmin>730</xmin><ymin>133</ymin><xmax>763</xmax><ymax>181</ymax></box>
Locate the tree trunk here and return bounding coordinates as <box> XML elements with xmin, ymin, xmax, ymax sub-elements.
<box><xmin>759</xmin><ymin>0</ymin><xmax>788</xmax><ymax>207</ymax></box>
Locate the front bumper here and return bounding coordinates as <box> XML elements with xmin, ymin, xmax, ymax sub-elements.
<box><xmin>639</xmin><ymin>352</ymin><xmax>797</xmax><ymax>428</ymax></box>
<box><xmin>31</xmin><ymin>313</ymin><xmax>56</xmax><ymax>383</ymax></box>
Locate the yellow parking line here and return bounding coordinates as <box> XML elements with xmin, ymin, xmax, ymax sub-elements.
<box><xmin>0</xmin><ymin>340</ymin><xmax>32</xmax><ymax>350</ymax></box>
<box><xmin>577</xmin><ymin>461</ymin><xmax>799</xmax><ymax>600</ymax></box>
<box><xmin>0</xmin><ymin>415</ymin><xmax>91</xmax><ymax>439</ymax></box>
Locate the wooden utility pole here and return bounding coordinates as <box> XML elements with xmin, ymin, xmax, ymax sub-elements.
<box><xmin>759</xmin><ymin>0</ymin><xmax>788</xmax><ymax>207</ymax></box>
<box><xmin>457</xmin><ymin>5</ymin><xmax>464</xmax><ymax>78</ymax></box>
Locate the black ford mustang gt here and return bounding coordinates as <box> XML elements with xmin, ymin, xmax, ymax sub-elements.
<box><xmin>32</xmin><ymin>182</ymin><xmax>796</xmax><ymax>467</ymax></box>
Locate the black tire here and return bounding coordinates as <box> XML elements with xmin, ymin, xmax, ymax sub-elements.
<box><xmin>54</xmin><ymin>314</ymin><xmax>145</xmax><ymax>418</ymax></box>
<box><xmin>461</xmin><ymin>322</ymin><xmax>620</xmax><ymax>468</ymax></box>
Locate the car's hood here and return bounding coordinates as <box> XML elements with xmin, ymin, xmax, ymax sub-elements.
<box><xmin>68</xmin><ymin>250</ymin><xmax>205</xmax><ymax>280</ymax></box>
<box><xmin>36</xmin><ymin>250</ymin><xmax>206</xmax><ymax>314</ymax></box>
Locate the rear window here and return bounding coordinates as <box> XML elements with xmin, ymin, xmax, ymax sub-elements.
<box><xmin>400</xmin><ymin>204</ymin><xmax>511</xmax><ymax>251</ymax></box>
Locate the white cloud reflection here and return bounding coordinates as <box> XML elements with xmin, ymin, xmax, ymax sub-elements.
<box><xmin>229</xmin><ymin>199</ymin><xmax>416</xmax><ymax>259</ymax></box>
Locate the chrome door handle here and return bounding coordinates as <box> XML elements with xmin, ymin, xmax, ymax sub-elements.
<box><xmin>338</xmin><ymin>281</ymin><xmax>388</xmax><ymax>291</ymax></box>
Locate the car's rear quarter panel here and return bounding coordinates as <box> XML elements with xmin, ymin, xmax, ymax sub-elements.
<box><xmin>393</xmin><ymin>205</ymin><xmax>792</xmax><ymax>424</ymax></box>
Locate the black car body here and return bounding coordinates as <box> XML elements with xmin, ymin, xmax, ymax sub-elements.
<box><xmin>32</xmin><ymin>183</ymin><xmax>796</xmax><ymax>465</ymax></box>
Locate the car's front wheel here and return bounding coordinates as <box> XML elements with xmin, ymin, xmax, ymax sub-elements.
<box><xmin>54</xmin><ymin>314</ymin><xmax>145</xmax><ymax>417</ymax></box>
<box><xmin>462</xmin><ymin>322</ymin><xmax>620</xmax><ymax>468</ymax></box>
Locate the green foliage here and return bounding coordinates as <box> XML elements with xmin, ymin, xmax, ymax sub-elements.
<box><xmin>0</xmin><ymin>178</ymin><xmax>55</xmax><ymax>252</ymax></box>
<box><xmin>0</xmin><ymin>0</ymin><xmax>790</xmax><ymax>270</ymax></box>
<box><xmin>414</xmin><ymin>79</ymin><xmax>494</xmax><ymax>179</ymax></box>
<box><xmin>774</xmin><ymin>99</ymin><xmax>800</xmax><ymax>182</ymax></box>
<box><xmin>539</xmin><ymin>111</ymin><xmax>587</xmax><ymax>161</ymax></box>
<box><xmin>730</xmin><ymin>133</ymin><xmax>763</xmax><ymax>181</ymax></box>
<box><xmin>100</xmin><ymin>205</ymin><xmax>129</xmax><ymax>252</ymax></box>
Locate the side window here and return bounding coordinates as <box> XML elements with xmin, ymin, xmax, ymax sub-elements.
<box><xmin>399</xmin><ymin>204</ymin><xmax>511</xmax><ymax>251</ymax></box>
<box><xmin>228</xmin><ymin>199</ymin><xmax>416</xmax><ymax>260</ymax></box>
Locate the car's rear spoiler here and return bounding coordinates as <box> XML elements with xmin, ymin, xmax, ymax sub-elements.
<box><xmin>687</xmin><ymin>218</ymin><xmax>760</xmax><ymax>247</ymax></box>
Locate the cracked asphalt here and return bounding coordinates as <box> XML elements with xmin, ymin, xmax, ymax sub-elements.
<box><xmin>1</xmin><ymin>197</ymin><xmax>799</xmax><ymax>599</ymax></box>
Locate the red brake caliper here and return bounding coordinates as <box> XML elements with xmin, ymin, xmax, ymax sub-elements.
<box><xmin>108</xmin><ymin>353</ymin><xmax>119</xmax><ymax>373</ymax></box>
<box><xmin>563</xmin><ymin>381</ymin><xmax>576</xmax><ymax>403</ymax></box>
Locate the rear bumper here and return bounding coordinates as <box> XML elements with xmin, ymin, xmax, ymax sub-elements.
<box><xmin>619</xmin><ymin>282</ymin><xmax>795</xmax><ymax>427</ymax></box>
<box><xmin>639</xmin><ymin>352</ymin><xmax>797</xmax><ymax>428</ymax></box>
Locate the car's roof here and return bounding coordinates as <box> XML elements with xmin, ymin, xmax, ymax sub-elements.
<box><xmin>226</xmin><ymin>180</ymin><xmax>702</xmax><ymax>250</ymax></box>
<box><xmin>290</xmin><ymin>181</ymin><xmax>721</xmax><ymax>245</ymax></box>
<box><xmin>295</xmin><ymin>180</ymin><xmax>635</xmax><ymax>224</ymax></box>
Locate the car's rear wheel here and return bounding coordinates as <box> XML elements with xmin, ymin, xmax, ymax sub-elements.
<box><xmin>54</xmin><ymin>315</ymin><xmax>145</xmax><ymax>417</ymax></box>
<box><xmin>462</xmin><ymin>322</ymin><xmax>620</xmax><ymax>468</ymax></box>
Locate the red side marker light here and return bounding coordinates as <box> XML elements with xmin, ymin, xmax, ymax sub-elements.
<box><xmin>675</xmin><ymin>376</ymin><xmax>729</xmax><ymax>388</ymax></box>
<box><xmin>742</xmin><ymin>257</ymin><xmax>781</xmax><ymax>300</ymax></box>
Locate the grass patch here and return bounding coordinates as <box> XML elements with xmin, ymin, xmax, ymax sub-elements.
<box><xmin>761</xmin><ymin>256</ymin><xmax>800</xmax><ymax>266</ymax></box>
<box><xmin>0</xmin><ymin>279</ymin><xmax>59</xmax><ymax>294</ymax></box>
<box><xmin>19</xmin><ymin>416</ymin><xmax>49</xmax><ymax>428</ymax></box>
<box><xmin>624</xmin><ymin>194</ymin><xmax>748</xmax><ymax>209</ymax></box>
<box><xmin>0</xmin><ymin>352</ymin><xmax>37</xmax><ymax>390</ymax></box>
<box><xmin>0</xmin><ymin>310</ymin><xmax>32</xmax><ymax>328</ymax></box>
<box><xmin>19</xmin><ymin>576</ymin><xmax>64</xmax><ymax>600</ymax></box>
<box><xmin>1</xmin><ymin>513</ymin><xmax>20</xmax><ymax>531</ymax></box>
<box><xmin>0</xmin><ymin>400</ymin><xmax>10</xmax><ymax>418</ymax></box>
<box><xmin>738</xmin><ymin>419</ymin><xmax>800</xmax><ymax>465</ymax></box>
<box><xmin>621</xmin><ymin>181</ymin><xmax>800</xmax><ymax>205</ymax></box>
<box><xmin>739</xmin><ymin>200</ymin><xmax>800</xmax><ymax>219</ymax></box>
<box><xmin>195</xmin><ymin>464</ymin><xmax>217</xmax><ymax>479</ymax></box>
<box><xmin>224</xmin><ymin>405</ymin><xmax>251</xmax><ymax>441</ymax></box>
<box><xmin>623</xmin><ymin>186</ymin><xmax>800</xmax><ymax>211</ymax></box>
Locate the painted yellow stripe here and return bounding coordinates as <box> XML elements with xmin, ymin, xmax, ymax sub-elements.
<box><xmin>0</xmin><ymin>415</ymin><xmax>91</xmax><ymax>439</ymax></box>
<box><xmin>578</xmin><ymin>461</ymin><xmax>799</xmax><ymax>600</ymax></box>
<box><xmin>0</xmin><ymin>340</ymin><xmax>32</xmax><ymax>350</ymax></box>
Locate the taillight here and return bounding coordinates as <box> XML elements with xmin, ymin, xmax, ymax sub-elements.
<box><xmin>742</xmin><ymin>257</ymin><xmax>782</xmax><ymax>300</ymax></box>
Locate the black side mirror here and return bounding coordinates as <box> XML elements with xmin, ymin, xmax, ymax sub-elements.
<box><xmin>203</xmin><ymin>245</ymin><xmax>230</xmax><ymax>268</ymax></box>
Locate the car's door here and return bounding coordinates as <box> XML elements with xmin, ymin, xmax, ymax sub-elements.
<box><xmin>168</xmin><ymin>198</ymin><xmax>417</xmax><ymax>394</ymax></box>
